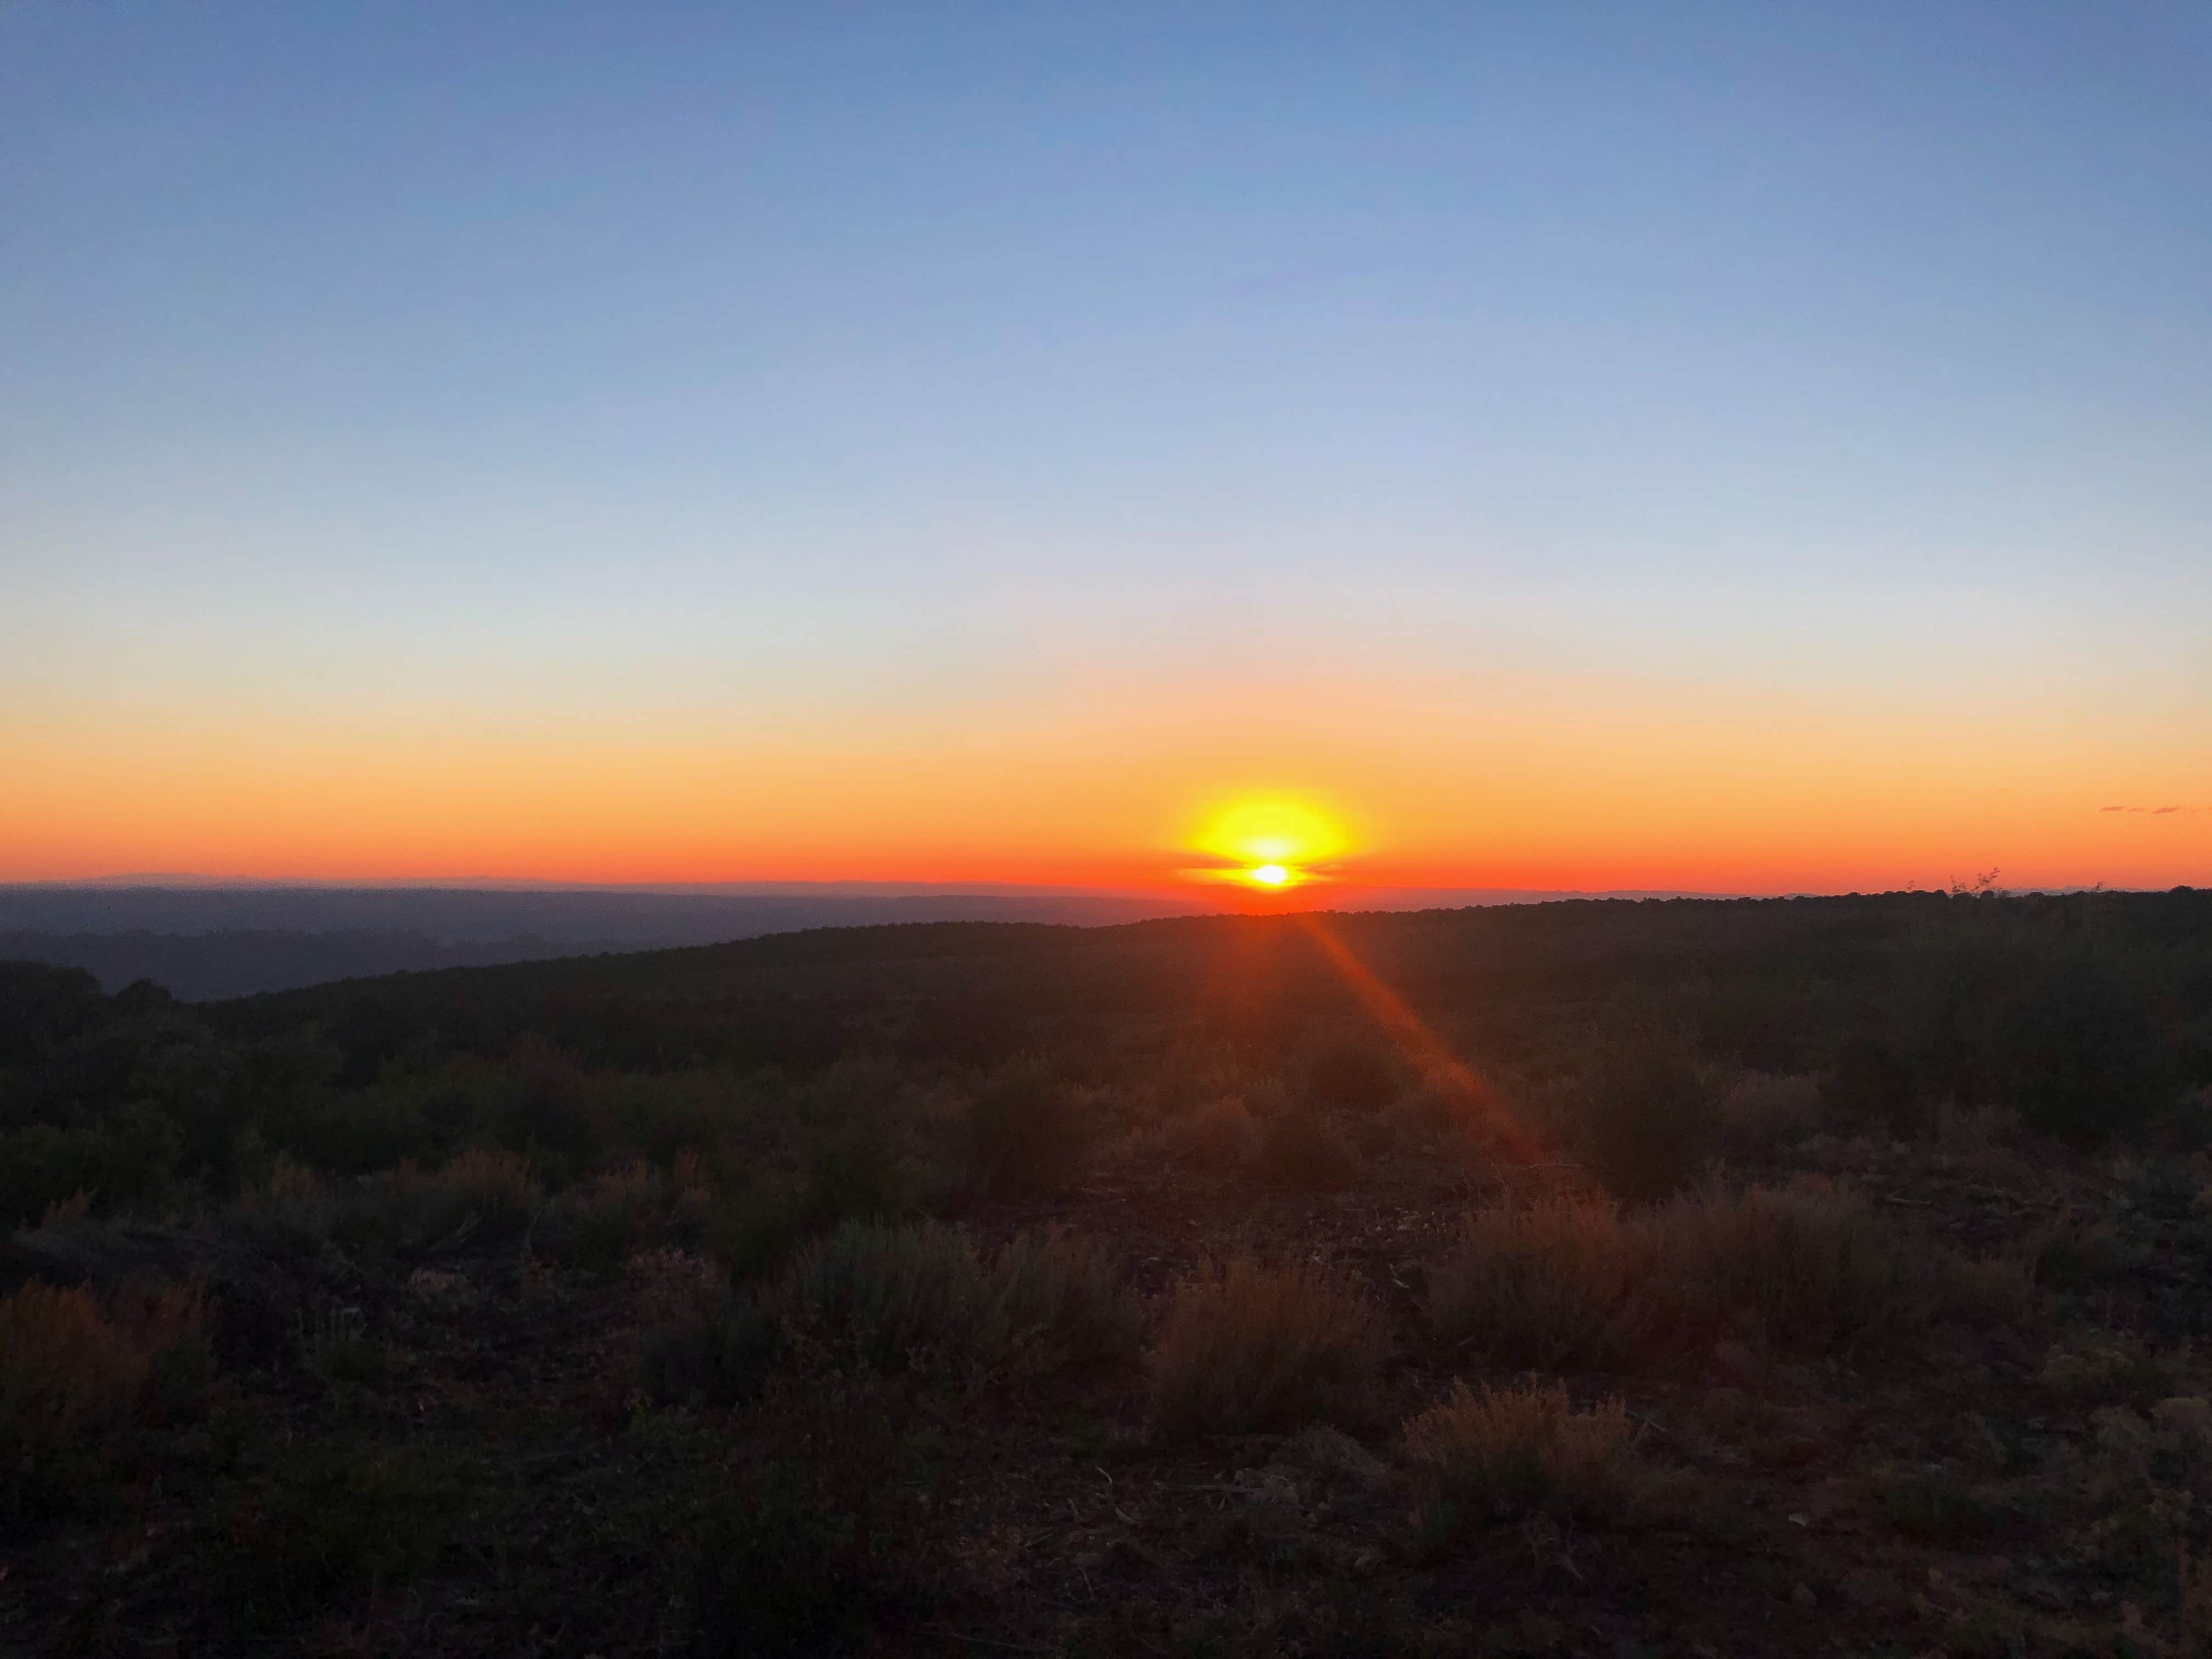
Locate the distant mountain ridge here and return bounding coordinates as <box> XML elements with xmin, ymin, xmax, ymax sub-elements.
<box><xmin>0</xmin><ymin>887</ymin><xmax>1199</xmax><ymax>999</ymax></box>
<box><xmin>0</xmin><ymin>883</ymin><xmax>1719</xmax><ymax>1000</ymax></box>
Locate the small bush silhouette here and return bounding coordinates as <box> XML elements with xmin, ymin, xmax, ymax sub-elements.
<box><xmin>1403</xmin><ymin>1381</ymin><xmax>1646</xmax><ymax>1537</ymax></box>
<box><xmin>990</xmin><ymin>1227</ymin><xmax>1144</xmax><ymax>1368</ymax></box>
<box><xmin>537</xmin><ymin>1159</ymin><xmax>706</xmax><ymax>1268</ymax></box>
<box><xmin>436</xmin><ymin>1145</ymin><xmax>542</xmax><ymax>1240</ymax></box>
<box><xmin>2006</xmin><ymin>953</ymin><xmax>2168</xmax><ymax>1146</ymax></box>
<box><xmin>1</xmin><ymin>1278</ymin><xmax>208</xmax><ymax>1449</ymax></box>
<box><xmin>1823</xmin><ymin>1031</ymin><xmax>1920</xmax><ymax>1136</ymax></box>
<box><xmin>765</xmin><ymin>1218</ymin><xmax>1138</xmax><ymax>1379</ymax></box>
<box><xmin>1149</xmin><ymin>1096</ymin><xmax>1260</xmax><ymax>1174</ymax></box>
<box><xmin>691</xmin><ymin>1359</ymin><xmax>925</xmax><ymax>1656</ymax></box>
<box><xmin>965</xmin><ymin>1059</ymin><xmax>1091</xmax><ymax>1198</ymax></box>
<box><xmin>1578</xmin><ymin>1023</ymin><xmax>1720</xmax><ymax>1203</ymax></box>
<box><xmin>1149</xmin><ymin>1255</ymin><xmax>1386</xmax><ymax>1437</ymax></box>
<box><xmin>2</xmin><ymin>1277</ymin><xmax>211</xmax><ymax>1527</ymax></box>
<box><xmin>1254</xmin><ymin>1104</ymin><xmax>1359</xmax><ymax>1190</ymax></box>
<box><xmin>641</xmin><ymin>1295</ymin><xmax>780</xmax><ymax>1408</ymax></box>
<box><xmin>772</xmin><ymin>1218</ymin><xmax>996</xmax><ymax>1373</ymax></box>
<box><xmin>1427</xmin><ymin>1196</ymin><xmax>1636</xmax><ymax>1369</ymax></box>
<box><xmin>1306</xmin><ymin>1041</ymin><xmax>1398</xmax><ymax>1114</ymax></box>
<box><xmin>1715</xmin><ymin>1071</ymin><xmax>1824</xmax><ymax>1155</ymax></box>
<box><xmin>1629</xmin><ymin>1179</ymin><xmax>1918</xmax><ymax>1352</ymax></box>
<box><xmin>302</xmin><ymin>1305</ymin><xmax>390</xmax><ymax>1388</ymax></box>
<box><xmin>232</xmin><ymin>1154</ymin><xmax>340</xmax><ymax>1252</ymax></box>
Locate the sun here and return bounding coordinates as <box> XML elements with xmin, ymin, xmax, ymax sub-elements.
<box><xmin>1183</xmin><ymin>796</ymin><xmax>1353</xmax><ymax>891</ymax></box>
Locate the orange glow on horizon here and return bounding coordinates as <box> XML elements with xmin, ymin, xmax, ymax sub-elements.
<box><xmin>3</xmin><ymin>663</ymin><xmax>2208</xmax><ymax>894</ymax></box>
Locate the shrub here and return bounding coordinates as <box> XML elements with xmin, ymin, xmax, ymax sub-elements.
<box><xmin>1715</xmin><ymin>1072</ymin><xmax>1824</xmax><ymax>1155</ymax></box>
<box><xmin>1822</xmin><ymin>1030</ymin><xmax>1921</xmax><ymax>1135</ymax></box>
<box><xmin>964</xmin><ymin>1058</ymin><xmax>1091</xmax><ymax>1198</ymax></box>
<box><xmin>990</xmin><ymin>1228</ymin><xmax>1144</xmax><ymax>1368</ymax></box>
<box><xmin>2039</xmin><ymin>1331</ymin><xmax>2180</xmax><ymax>1403</ymax></box>
<box><xmin>1307</xmin><ymin>1041</ymin><xmax>1398</xmax><ymax>1114</ymax></box>
<box><xmin>1403</xmin><ymin>1381</ymin><xmax>1646</xmax><ymax>1536</ymax></box>
<box><xmin>1427</xmin><ymin>1196</ymin><xmax>1635</xmax><ymax>1369</ymax></box>
<box><xmin>1577</xmin><ymin>1023</ymin><xmax>1720</xmax><ymax>1203</ymax></box>
<box><xmin>0</xmin><ymin>1104</ymin><xmax>182</xmax><ymax>1231</ymax></box>
<box><xmin>1148</xmin><ymin>1096</ymin><xmax>1260</xmax><ymax>1175</ymax></box>
<box><xmin>1630</xmin><ymin>1180</ymin><xmax>1919</xmax><ymax>1352</ymax></box>
<box><xmin>642</xmin><ymin>1295</ymin><xmax>781</xmax><ymax>1408</ymax></box>
<box><xmin>2005</xmin><ymin>951</ymin><xmax>2168</xmax><ymax>1146</ymax></box>
<box><xmin>302</xmin><ymin>1306</ymin><xmax>390</xmax><ymax>1389</ymax></box>
<box><xmin>1148</xmin><ymin>1255</ymin><xmax>1386</xmax><ymax>1437</ymax></box>
<box><xmin>1253</xmin><ymin>1104</ymin><xmax>1359</xmax><ymax>1191</ymax></box>
<box><xmin>772</xmin><ymin>1219</ymin><xmax>997</xmax><ymax>1374</ymax></box>
<box><xmin>691</xmin><ymin>1359</ymin><xmax>925</xmax><ymax>1656</ymax></box>
<box><xmin>329</xmin><ymin>1160</ymin><xmax>467</xmax><ymax>1257</ymax></box>
<box><xmin>222</xmin><ymin>1441</ymin><xmax>462</xmax><ymax>1624</ymax></box>
<box><xmin>536</xmin><ymin>1159</ymin><xmax>706</xmax><ymax>1269</ymax></box>
<box><xmin>437</xmin><ymin>1145</ymin><xmax>541</xmax><ymax>1242</ymax></box>
<box><xmin>1</xmin><ymin>1277</ymin><xmax>212</xmax><ymax>1525</ymax></box>
<box><xmin>232</xmin><ymin>1154</ymin><xmax>340</xmax><ymax>1252</ymax></box>
<box><xmin>706</xmin><ymin>1180</ymin><xmax>817</xmax><ymax>1283</ymax></box>
<box><xmin>800</xmin><ymin>1130</ymin><xmax>918</xmax><ymax>1224</ymax></box>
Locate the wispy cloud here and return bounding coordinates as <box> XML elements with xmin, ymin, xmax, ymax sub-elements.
<box><xmin>2101</xmin><ymin>805</ymin><xmax>2199</xmax><ymax>815</ymax></box>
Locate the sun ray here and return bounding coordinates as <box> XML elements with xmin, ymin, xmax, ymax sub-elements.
<box><xmin>1293</xmin><ymin>913</ymin><xmax>1551</xmax><ymax>1165</ymax></box>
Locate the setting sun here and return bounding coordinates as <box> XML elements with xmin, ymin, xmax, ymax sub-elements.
<box><xmin>1185</xmin><ymin>796</ymin><xmax>1355</xmax><ymax>889</ymax></box>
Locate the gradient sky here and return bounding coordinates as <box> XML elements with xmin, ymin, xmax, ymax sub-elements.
<box><xmin>4</xmin><ymin>3</ymin><xmax>2208</xmax><ymax>894</ymax></box>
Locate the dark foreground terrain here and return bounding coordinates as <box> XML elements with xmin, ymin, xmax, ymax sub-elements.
<box><xmin>4</xmin><ymin>889</ymin><xmax>2211</xmax><ymax>1655</ymax></box>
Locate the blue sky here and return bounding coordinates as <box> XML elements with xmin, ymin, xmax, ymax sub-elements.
<box><xmin>4</xmin><ymin>3</ymin><xmax>2208</xmax><ymax>887</ymax></box>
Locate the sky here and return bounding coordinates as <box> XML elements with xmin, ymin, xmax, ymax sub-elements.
<box><xmin>4</xmin><ymin>3</ymin><xmax>2209</xmax><ymax>896</ymax></box>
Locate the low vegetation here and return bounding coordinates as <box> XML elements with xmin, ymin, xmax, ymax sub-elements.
<box><xmin>1402</xmin><ymin>1380</ymin><xmax>1649</xmax><ymax>1532</ymax></box>
<box><xmin>4</xmin><ymin>889</ymin><xmax>2211</xmax><ymax>1652</ymax></box>
<box><xmin>1148</xmin><ymin>1254</ymin><xmax>1387</xmax><ymax>1436</ymax></box>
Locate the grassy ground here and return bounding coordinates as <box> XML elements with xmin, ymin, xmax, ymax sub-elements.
<box><xmin>8</xmin><ymin>1116</ymin><xmax>2212</xmax><ymax>1657</ymax></box>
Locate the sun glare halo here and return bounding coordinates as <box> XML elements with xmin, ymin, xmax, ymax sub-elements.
<box><xmin>1183</xmin><ymin>796</ymin><xmax>1353</xmax><ymax>891</ymax></box>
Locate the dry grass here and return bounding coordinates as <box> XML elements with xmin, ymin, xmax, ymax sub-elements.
<box><xmin>765</xmin><ymin>1219</ymin><xmax>1139</xmax><ymax>1378</ymax></box>
<box><xmin>437</xmin><ymin>1146</ymin><xmax>542</xmax><ymax>1239</ymax></box>
<box><xmin>1629</xmin><ymin>1178</ymin><xmax>1922</xmax><ymax>1352</ymax></box>
<box><xmin>1142</xmin><ymin>1096</ymin><xmax>1261</xmax><ymax>1175</ymax></box>
<box><xmin>1421</xmin><ymin>1178</ymin><xmax>2021</xmax><ymax>1367</ymax></box>
<box><xmin>1148</xmin><ymin>1255</ymin><xmax>1386</xmax><ymax>1437</ymax></box>
<box><xmin>771</xmin><ymin>1218</ymin><xmax>994</xmax><ymax>1372</ymax></box>
<box><xmin>1402</xmin><ymin>1380</ymin><xmax>1647</xmax><ymax>1531</ymax></box>
<box><xmin>1714</xmin><ymin>1072</ymin><xmax>1823</xmax><ymax>1155</ymax></box>
<box><xmin>233</xmin><ymin>1154</ymin><xmax>341</xmax><ymax>1249</ymax></box>
<box><xmin>537</xmin><ymin>1158</ymin><xmax>708</xmax><ymax>1267</ymax></box>
<box><xmin>1252</xmin><ymin>1107</ymin><xmax>1360</xmax><ymax>1191</ymax></box>
<box><xmin>1</xmin><ymin>1278</ymin><xmax>209</xmax><ymax>1453</ymax></box>
<box><xmin>1427</xmin><ymin>1195</ymin><xmax>1637</xmax><ymax>1368</ymax></box>
<box><xmin>989</xmin><ymin>1228</ymin><xmax>1144</xmax><ymax>1368</ymax></box>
